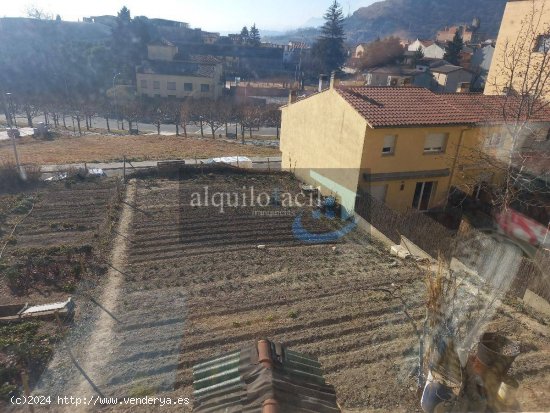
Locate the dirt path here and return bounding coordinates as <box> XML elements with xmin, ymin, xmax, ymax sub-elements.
<box><xmin>72</xmin><ymin>180</ymin><xmax>136</xmax><ymax>402</ymax></box>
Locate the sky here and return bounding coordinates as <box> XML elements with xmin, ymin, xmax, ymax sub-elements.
<box><xmin>2</xmin><ymin>0</ymin><xmax>377</xmax><ymax>32</ymax></box>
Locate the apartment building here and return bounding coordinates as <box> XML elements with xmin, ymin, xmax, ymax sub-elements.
<box><xmin>136</xmin><ymin>40</ymin><xmax>224</xmax><ymax>99</ymax></box>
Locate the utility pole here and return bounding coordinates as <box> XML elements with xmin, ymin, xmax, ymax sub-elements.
<box><xmin>6</xmin><ymin>93</ymin><xmax>23</xmax><ymax>177</ymax></box>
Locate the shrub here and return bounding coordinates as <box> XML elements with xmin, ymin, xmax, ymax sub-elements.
<box><xmin>288</xmin><ymin>310</ymin><xmax>299</xmax><ymax>319</ymax></box>
<box><xmin>11</xmin><ymin>197</ymin><xmax>34</xmax><ymax>214</ymax></box>
<box><xmin>0</xmin><ymin>162</ymin><xmax>40</xmax><ymax>193</ymax></box>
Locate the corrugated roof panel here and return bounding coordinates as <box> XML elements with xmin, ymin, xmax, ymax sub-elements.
<box><xmin>193</xmin><ymin>340</ymin><xmax>340</xmax><ymax>413</ymax></box>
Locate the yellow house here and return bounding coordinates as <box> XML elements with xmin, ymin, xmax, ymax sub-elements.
<box><xmin>280</xmin><ymin>83</ymin><xmax>550</xmax><ymax>214</ymax></box>
<box><xmin>485</xmin><ymin>0</ymin><xmax>550</xmax><ymax>99</ymax></box>
<box><xmin>136</xmin><ymin>41</ymin><xmax>224</xmax><ymax>99</ymax></box>
<box><xmin>281</xmin><ymin>83</ymin><xmax>475</xmax><ymax>213</ymax></box>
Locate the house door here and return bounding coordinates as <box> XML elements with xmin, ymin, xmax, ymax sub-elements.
<box><xmin>367</xmin><ymin>185</ymin><xmax>387</xmax><ymax>203</ymax></box>
<box><xmin>412</xmin><ymin>181</ymin><xmax>435</xmax><ymax>210</ymax></box>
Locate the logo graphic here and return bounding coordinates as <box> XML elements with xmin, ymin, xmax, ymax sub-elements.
<box><xmin>292</xmin><ymin>196</ymin><xmax>357</xmax><ymax>244</ymax></box>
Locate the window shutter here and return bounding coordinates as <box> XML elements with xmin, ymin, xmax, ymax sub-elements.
<box><xmin>424</xmin><ymin>133</ymin><xmax>447</xmax><ymax>152</ymax></box>
<box><xmin>382</xmin><ymin>135</ymin><xmax>396</xmax><ymax>153</ymax></box>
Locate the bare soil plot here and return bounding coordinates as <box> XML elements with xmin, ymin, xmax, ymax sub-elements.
<box><xmin>0</xmin><ymin>134</ymin><xmax>280</xmax><ymax>165</ymax></box>
<box><xmin>118</xmin><ymin>174</ymin><xmax>430</xmax><ymax>410</ymax></box>
<box><xmin>0</xmin><ymin>179</ymin><xmax>122</xmax><ymax>406</ymax></box>
<box><xmin>3</xmin><ymin>174</ymin><xmax>547</xmax><ymax>412</ymax></box>
<box><xmin>117</xmin><ymin>174</ymin><xmax>549</xmax><ymax>412</ymax></box>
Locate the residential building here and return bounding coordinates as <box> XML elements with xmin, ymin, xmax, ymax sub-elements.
<box><xmin>136</xmin><ymin>40</ymin><xmax>224</xmax><ymax>99</ymax></box>
<box><xmin>355</xmin><ymin>43</ymin><xmax>369</xmax><ymax>58</ymax></box>
<box><xmin>364</xmin><ymin>66</ymin><xmax>432</xmax><ymax>88</ymax></box>
<box><xmin>408</xmin><ymin>39</ymin><xmax>445</xmax><ymax>59</ymax></box>
<box><xmin>172</xmin><ymin>42</ymin><xmax>284</xmax><ymax>77</ymax></box>
<box><xmin>281</xmin><ymin>85</ymin><xmax>473</xmax><ymax>213</ymax></box>
<box><xmin>436</xmin><ymin>25</ymin><xmax>474</xmax><ymax>43</ymax></box>
<box><xmin>283</xmin><ymin>41</ymin><xmax>310</xmax><ymax>66</ymax></box>
<box><xmin>485</xmin><ymin>0</ymin><xmax>550</xmax><ymax>99</ymax></box>
<box><xmin>459</xmin><ymin>45</ymin><xmax>475</xmax><ymax>70</ymax></box>
<box><xmin>444</xmin><ymin>93</ymin><xmax>550</xmax><ymax>210</ymax></box>
<box><xmin>430</xmin><ymin>63</ymin><xmax>473</xmax><ymax>93</ymax></box>
<box><xmin>471</xmin><ymin>44</ymin><xmax>495</xmax><ymax>90</ymax></box>
<box><xmin>280</xmin><ymin>84</ymin><xmax>550</xmax><ymax>214</ymax></box>
<box><xmin>201</xmin><ymin>31</ymin><xmax>220</xmax><ymax>44</ymax></box>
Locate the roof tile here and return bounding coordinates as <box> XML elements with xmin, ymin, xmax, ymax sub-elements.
<box><xmin>334</xmin><ymin>87</ymin><xmax>550</xmax><ymax>128</ymax></box>
<box><xmin>336</xmin><ymin>87</ymin><xmax>475</xmax><ymax>128</ymax></box>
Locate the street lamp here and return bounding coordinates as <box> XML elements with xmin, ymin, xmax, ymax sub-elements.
<box><xmin>5</xmin><ymin>92</ymin><xmax>23</xmax><ymax>178</ymax></box>
<box><xmin>113</xmin><ymin>72</ymin><xmax>121</xmax><ymax>129</ymax></box>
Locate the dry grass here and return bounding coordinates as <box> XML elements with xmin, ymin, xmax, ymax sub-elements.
<box><xmin>0</xmin><ymin>134</ymin><xmax>281</xmax><ymax>165</ymax></box>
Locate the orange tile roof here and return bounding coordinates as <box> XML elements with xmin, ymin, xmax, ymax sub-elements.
<box><xmin>336</xmin><ymin>87</ymin><xmax>476</xmax><ymax>128</ymax></box>
<box><xmin>442</xmin><ymin>93</ymin><xmax>550</xmax><ymax>124</ymax></box>
<box><xmin>334</xmin><ymin>87</ymin><xmax>550</xmax><ymax>128</ymax></box>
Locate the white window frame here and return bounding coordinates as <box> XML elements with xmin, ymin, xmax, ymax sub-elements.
<box><xmin>200</xmin><ymin>84</ymin><xmax>210</xmax><ymax>92</ymax></box>
<box><xmin>382</xmin><ymin>135</ymin><xmax>397</xmax><ymax>155</ymax></box>
<box><xmin>536</xmin><ymin>35</ymin><xmax>550</xmax><ymax>54</ymax></box>
<box><xmin>412</xmin><ymin>181</ymin><xmax>436</xmax><ymax>211</ymax></box>
<box><xmin>424</xmin><ymin>133</ymin><xmax>447</xmax><ymax>154</ymax></box>
<box><xmin>484</xmin><ymin>133</ymin><xmax>502</xmax><ymax>148</ymax></box>
<box><xmin>167</xmin><ymin>81</ymin><xmax>176</xmax><ymax>91</ymax></box>
<box><xmin>140</xmin><ymin>79</ymin><xmax>147</xmax><ymax>89</ymax></box>
<box><xmin>153</xmin><ymin>81</ymin><xmax>160</xmax><ymax>90</ymax></box>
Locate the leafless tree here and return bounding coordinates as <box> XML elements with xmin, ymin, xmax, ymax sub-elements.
<box><xmin>263</xmin><ymin>104</ymin><xmax>282</xmax><ymax>139</ymax></box>
<box><xmin>147</xmin><ymin>98</ymin><xmax>171</xmax><ymax>135</ymax></box>
<box><xmin>203</xmin><ymin>99</ymin><xmax>226</xmax><ymax>139</ymax></box>
<box><xmin>16</xmin><ymin>94</ymin><xmax>39</xmax><ymax>128</ymax></box>
<box><xmin>180</xmin><ymin>99</ymin><xmax>193</xmax><ymax>138</ymax></box>
<box><xmin>97</xmin><ymin>97</ymin><xmax>113</xmax><ymax>133</ymax></box>
<box><xmin>165</xmin><ymin>99</ymin><xmax>182</xmax><ymax>136</ymax></box>
<box><xmin>190</xmin><ymin>98</ymin><xmax>208</xmax><ymax>137</ymax></box>
<box><xmin>26</xmin><ymin>5</ymin><xmax>54</xmax><ymax>20</ymax></box>
<box><xmin>238</xmin><ymin>103</ymin><xmax>263</xmax><ymax>143</ymax></box>
<box><xmin>458</xmin><ymin>0</ymin><xmax>550</xmax><ymax>218</ymax></box>
<box><xmin>123</xmin><ymin>99</ymin><xmax>145</xmax><ymax>133</ymax></box>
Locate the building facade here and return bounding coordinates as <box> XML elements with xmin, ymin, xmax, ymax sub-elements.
<box><xmin>136</xmin><ymin>41</ymin><xmax>224</xmax><ymax>99</ymax></box>
<box><xmin>280</xmin><ymin>84</ymin><xmax>550</xmax><ymax>214</ymax></box>
<box><xmin>430</xmin><ymin>64</ymin><xmax>473</xmax><ymax>93</ymax></box>
<box><xmin>485</xmin><ymin>0</ymin><xmax>550</xmax><ymax>99</ymax></box>
<box><xmin>281</xmin><ymin>85</ymin><xmax>471</xmax><ymax>213</ymax></box>
<box><xmin>436</xmin><ymin>25</ymin><xmax>474</xmax><ymax>43</ymax></box>
<box><xmin>408</xmin><ymin>39</ymin><xmax>445</xmax><ymax>59</ymax></box>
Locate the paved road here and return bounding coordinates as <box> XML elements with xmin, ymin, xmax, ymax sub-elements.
<box><xmin>0</xmin><ymin>114</ymin><xmax>279</xmax><ymax>138</ymax></box>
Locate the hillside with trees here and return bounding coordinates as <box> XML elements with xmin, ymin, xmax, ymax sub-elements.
<box><xmin>265</xmin><ymin>0</ymin><xmax>508</xmax><ymax>45</ymax></box>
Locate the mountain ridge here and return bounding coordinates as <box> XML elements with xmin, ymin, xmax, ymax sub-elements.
<box><xmin>265</xmin><ymin>0</ymin><xmax>508</xmax><ymax>45</ymax></box>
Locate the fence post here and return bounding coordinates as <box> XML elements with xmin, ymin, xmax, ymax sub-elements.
<box><xmin>267</xmin><ymin>157</ymin><xmax>270</xmax><ymax>172</ymax></box>
<box><xmin>123</xmin><ymin>155</ymin><xmax>126</xmax><ymax>183</ymax></box>
<box><xmin>237</xmin><ymin>156</ymin><xmax>240</xmax><ymax>168</ymax></box>
<box><xmin>21</xmin><ymin>370</ymin><xmax>34</xmax><ymax>413</ymax></box>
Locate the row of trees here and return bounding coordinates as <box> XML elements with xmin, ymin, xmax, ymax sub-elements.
<box><xmin>4</xmin><ymin>94</ymin><xmax>282</xmax><ymax>141</ymax></box>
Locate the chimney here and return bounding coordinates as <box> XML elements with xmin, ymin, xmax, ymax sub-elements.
<box><xmin>329</xmin><ymin>71</ymin><xmax>336</xmax><ymax>89</ymax></box>
<box><xmin>318</xmin><ymin>74</ymin><xmax>327</xmax><ymax>92</ymax></box>
<box><xmin>288</xmin><ymin>90</ymin><xmax>297</xmax><ymax>105</ymax></box>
